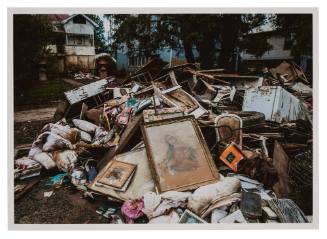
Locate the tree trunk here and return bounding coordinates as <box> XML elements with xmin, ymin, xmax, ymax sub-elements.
<box><xmin>218</xmin><ymin>14</ymin><xmax>241</xmax><ymax>71</ymax></box>
<box><xmin>182</xmin><ymin>38</ymin><xmax>195</xmax><ymax>63</ymax></box>
<box><xmin>197</xmin><ymin>37</ymin><xmax>215</xmax><ymax>69</ymax></box>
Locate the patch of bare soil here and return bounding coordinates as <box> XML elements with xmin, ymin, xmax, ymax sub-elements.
<box><xmin>14</xmin><ymin>119</ymin><xmax>52</xmax><ymax>146</ymax></box>
<box><xmin>14</xmin><ymin>177</ymin><xmax>110</xmax><ymax>224</ymax></box>
<box><xmin>14</xmin><ymin>107</ymin><xmax>57</xmax><ymax>123</ymax></box>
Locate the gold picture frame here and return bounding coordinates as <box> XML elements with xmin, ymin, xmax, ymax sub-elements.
<box><xmin>142</xmin><ymin>115</ymin><xmax>219</xmax><ymax>193</ymax></box>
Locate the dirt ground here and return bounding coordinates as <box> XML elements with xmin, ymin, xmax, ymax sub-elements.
<box><xmin>14</xmin><ymin>107</ymin><xmax>57</xmax><ymax>123</ymax></box>
<box><xmin>13</xmin><ymin>79</ymin><xmax>108</xmax><ymax>224</ymax></box>
<box><xmin>14</xmin><ymin>119</ymin><xmax>53</xmax><ymax>146</ymax></box>
<box><xmin>14</xmin><ymin>80</ymin><xmax>73</xmax><ymax>112</ymax></box>
<box><xmin>15</xmin><ymin>176</ymin><xmax>111</xmax><ymax>224</ymax></box>
<box><xmin>13</xmin><ymin>78</ymin><xmax>146</xmax><ymax>224</ymax></box>
<box><xmin>13</xmin><ymin>80</ymin><xmax>75</xmax><ymax>145</ymax></box>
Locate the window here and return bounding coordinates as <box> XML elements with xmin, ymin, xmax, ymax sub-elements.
<box><xmin>66</xmin><ymin>34</ymin><xmax>93</xmax><ymax>46</ymax></box>
<box><xmin>73</xmin><ymin>15</ymin><xmax>86</xmax><ymax>24</ymax></box>
<box><xmin>128</xmin><ymin>55</ymin><xmax>148</xmax><ymax>67</ymax></box>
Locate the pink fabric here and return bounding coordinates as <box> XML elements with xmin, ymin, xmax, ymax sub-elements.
<box><xmin>121</xmin><ymin>199</ymin><xmax>144</xmax><ymax>223</ymax></box>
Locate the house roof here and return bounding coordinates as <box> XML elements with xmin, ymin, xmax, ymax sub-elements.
<box><xmin>243</xmin><ymin>29</ymin><xmax>280</xmax><ymax>37</ymax></box>
<box><xmin>61</xmin><ymin>14</ymin><xmax>98</xmax><ymax>27</ymax></box>
<box><xmin>48</xmin><ymin>14</ymin><xmax>70</xmax><ymax>22</ymax></box>
<box><xmin>49</xmin><ymin>14</ymin><xmax>99</xmax><ymax>28</ymax></box>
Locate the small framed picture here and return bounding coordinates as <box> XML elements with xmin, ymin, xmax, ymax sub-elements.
<box><xmin>98</xmin><ymin>160</ymin><xmax>136</xmax><ymax>189</ymax></box>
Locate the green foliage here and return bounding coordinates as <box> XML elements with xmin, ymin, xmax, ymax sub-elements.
<box><xmin>240</xmin><ymin>14</ymin><xmax>269</xmax><ymax>33</ymax></box>
<box><xmin>272</xmin><ymin>14</ymin><xmax>312</xmax><ymax>59</ymax></box>
<box><xmin>86</xmin><ymin>14</ymin><xmax>108</xmax><ymax>53</ymax></box>
<box><xmin>240</xmin><ymin>33</ymin><xmax>273</xmax><ymax>58</ymax></box>
<box><xmin>14</xmin><ymin>14</ymin><xmax>55</xmax><ymax>96</ymax></box>
<box><xmin>105</xmin><ymin>14</ymin><xmax>270</xmax><ymax>70</ymax></box>
<box><xmin>238</xmin><ymin>14</ymin><xmax>273</xmax><ymax>58</ymax></box>
<box><xmin>15</xmin><ymin>80</ymin><xmax>73</xmax><ymax>110</ymax></box>
<box><xmin>107</xmin><ymin>14</ymin><xmax>159</xmax><ymax>56</ymax></box>
<box><xmin>105</xmin><ymin>14</ymin><xmax>223</xmax><ymax>68</ymax></box>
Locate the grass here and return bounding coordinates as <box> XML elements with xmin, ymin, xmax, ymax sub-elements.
<box><xmin>14</xmin><ymin>80</ymin><xmax>74</xmax><ymax>111</ymax></box>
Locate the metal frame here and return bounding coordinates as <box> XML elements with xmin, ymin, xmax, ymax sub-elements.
<box><xmin>214</xmin><ymin>113</ymin><xmax>243</xmax><ymax>147</ymax></box>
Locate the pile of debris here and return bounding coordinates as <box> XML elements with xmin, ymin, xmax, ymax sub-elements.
<box><xmin>71</xmin><ymin>71</ymin><xmax>100</xmax><ymax>81</ymax></box>
<box><xmin>14</xmin><ymin>59</ymin><xmax>313</xmax><ymax>224</ymax></box>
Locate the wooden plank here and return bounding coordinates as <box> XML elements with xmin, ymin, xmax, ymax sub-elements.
<box><xmin>97</xmin><ymin>114</ymin><xmax>143</xmax><ymax>171</ymax></box>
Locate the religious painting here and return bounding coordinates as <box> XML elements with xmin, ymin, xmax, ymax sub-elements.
<box><xmin>142</xmin><ymin>115</ymin><xmax>219</xmax><ymax>193</ymax></box>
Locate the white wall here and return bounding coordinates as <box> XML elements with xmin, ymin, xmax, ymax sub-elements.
<box><xmin>241</xmin><ymin>35</ymin><xmax>293</xmax><ymax>61</ymax></box>
<box><xmin>63</xmin><ymin>18</ymin><xmax>94</xmax><ymax>35</ymax></box>
<box><xmin>64</xmin><ymin>45</ymin><xmax>95</xmax><ymax>56</ymax></box>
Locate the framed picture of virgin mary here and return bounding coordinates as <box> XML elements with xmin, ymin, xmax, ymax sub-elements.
<box><xmin>142</xmin><ymin>115</ymin><xmax>219</xmax><ymax>193</ymax></box>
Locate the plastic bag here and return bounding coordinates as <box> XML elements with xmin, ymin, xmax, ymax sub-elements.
<box><xmin>78</xmin><ymin>130</ymin><xmax>92</xmax><ymax>143</ymax></box>
<box><xmin>70</xmin><ymin>168</ymin><xmax>87</xmax><ymax>186</ymax></box>
<box><xmin>28</xmin><ymin>132</ymin><xmax>49</xmax><ymax>158</ymax></box>
<box><xmin>42</xmin><ymin>132</ymin><xmax>74</xmax><ymax>152</ymax></box>
<box><xmin>72</xmin><ymin>119</ymin><xmax>98</xmax><ymax>134</ymax></box>
<box><xmin>33</xmin><ymin>152</ymin><xmax>56</xmax><ymax>170</ymax></box>
<box><xmin>41</xmin><ymin>123</ymin><xmax>79</xmax><ymax>143</ymax></box>
<box><xmin>52</xmin><ymin>150</ymin><xmax>78</xmax><ymax>172</ymax></box>
<box><xmin>92</xmin><ymin>127</ymin><xmax>109</xmax><ymax>144</ymax></box>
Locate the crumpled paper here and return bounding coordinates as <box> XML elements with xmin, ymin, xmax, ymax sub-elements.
<box><xmin>148</xmin><ymin>210</ymin><xmax>180</xmax><ymax>224</ymax></box>
<box><xmin>187</xmin><ymin>176</ymin><xmax>240</xmax><ymax>215</ymax></box>
<box><xmin>142</xmin><ymin>191</ymin><xmax>191</xmax><ymax>219</ymax></box>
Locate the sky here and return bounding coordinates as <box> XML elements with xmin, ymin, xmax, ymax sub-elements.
<box><xmin>101</xmin><ymin>14</ymin><xmax>110</xmax><ymax>35</ymax></box>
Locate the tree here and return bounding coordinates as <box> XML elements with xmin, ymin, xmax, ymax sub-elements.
<box><xmin>239</xmin><ymin>32</ymin><xmax>273</xmax><ymax>58</ymax></box>
<box><xmin>106</xmin><ymin>14</ymin><xmax>221</xmax><ymax>68</ymax></box>
<box><xmin>272</xmin><ymin>14</ymin><xmax>312</xmax><ymax>60</ymax></box>
<box><xmin>179</xmin><ymin>14</ymin><xmax>221</xmax><ymax>69</ymax></box>
<box><xmin>106</xmin><ymin>14</ymin><xmax>269</xmax><ymax>70</ymax></box>
<box><xmin>218</xmin><ymin>14</ymin><xmax>271</xmax><ymax>71</ymax></box>
<box><xmin>14</xmin><ymin>14</ymin><xmax>54</xmax><ymax>96</ymax></box>
<box><xmin>86</xmin><ymin>15</ymin><xmax>108</xmax><ymax>53</ymax></box>
<box><xmin>106</xmin><ymin>14</ymin><xmax>162</xmax><ymax>57</ymax></box>
<box><xmin>158</xmin><ymin>14</ymin><xmax>221</xmax><ymax>68</ymax></box>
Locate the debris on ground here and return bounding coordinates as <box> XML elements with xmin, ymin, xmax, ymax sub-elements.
<box><xmin>71</xmin><ymin>71</ymin><xmax>100</xmax><ymax>81</ymax></box>
<box><xmin>14</xmin><ymin>59</ymin><xmax>313</xmax><ymax>224</ymax></box>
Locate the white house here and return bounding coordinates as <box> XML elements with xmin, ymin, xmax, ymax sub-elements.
<box><xmin>48</xmin><ymin>14</ymin><xmax>98</xmax><ymax>73</ymax></box>
<box><xmin>240</xmin><ymin>29</ymin><xmax>294</xmax><ymax>69</ymax></box>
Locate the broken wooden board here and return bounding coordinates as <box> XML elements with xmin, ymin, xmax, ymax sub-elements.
<box><xmin>64</xmin><ymin>79</ymin><xmax>108</xmax><ymax>105</ymax></box>
<box><xmin>272</xmin><ymin>140</ymin><xmax>291</xmax><ymax>197</ymax></box>
<box><xmin>143</xmin><ymin>108</ymin><xmax>184</xmax><ymax>123</ymax></box>
<box><xmin>97</xmin><ymin>114</ymin><xmax>143</xmax><ymax>171</ymax></box>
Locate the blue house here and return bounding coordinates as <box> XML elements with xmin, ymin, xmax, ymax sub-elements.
<box><xmin>115</xmin><ymin>44</ymin><xmax>199</xmax><ymax>72</ymax></box>
<box><xmin>111</xmin><ymin>15</ymin><xmax>200</xmax><ymax>72</ymax></box>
